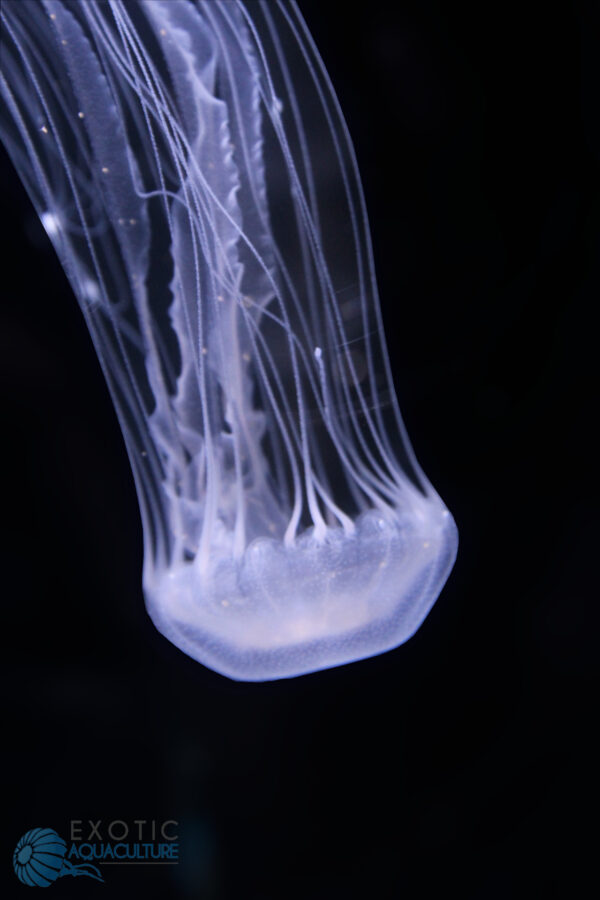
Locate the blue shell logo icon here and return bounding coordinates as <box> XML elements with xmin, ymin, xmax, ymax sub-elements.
<box><xmin>13</xmin><ymin>828</ymin><xmax>104</xmax><ymax>887</ymax></box>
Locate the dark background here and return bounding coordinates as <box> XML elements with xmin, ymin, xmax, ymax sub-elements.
<box><xmin>1</xmin><ymin>1</ymin><xmax>596</xmax><ymax>897</ymax></box>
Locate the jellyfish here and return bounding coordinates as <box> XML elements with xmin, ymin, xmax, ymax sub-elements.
<box><xmin>13</xmin><ymin>828</ymin><xmax>104</xmax><ymax>886</ymax></box>
<box><xmin>0</xmin><ymin>0</ymin><xmax>458</xmax><ymax>680</ymax></box>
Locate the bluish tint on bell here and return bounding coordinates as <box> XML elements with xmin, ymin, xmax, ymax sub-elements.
<box><xmin>0</xmin><ymin>0</ymin><xmax>458</xmax><ymax>680</ymax></box>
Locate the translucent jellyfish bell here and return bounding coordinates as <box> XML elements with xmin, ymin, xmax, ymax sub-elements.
<box><xmin>0</xmin><ymin>0</ymin><xmax>458</xmax><ymax>680</ymax></box>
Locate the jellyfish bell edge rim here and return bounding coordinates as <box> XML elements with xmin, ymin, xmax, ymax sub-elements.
<box><xmin>144</xmin><ymin>503</ymin><xmax>458</xmax><ymax>681</ymax></box>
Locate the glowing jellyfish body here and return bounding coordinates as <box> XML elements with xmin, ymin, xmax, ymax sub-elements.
<box><xmin>0</xmin><ymin>0</ymin><xmax>458</xmax><ymax>680</ymax></box>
